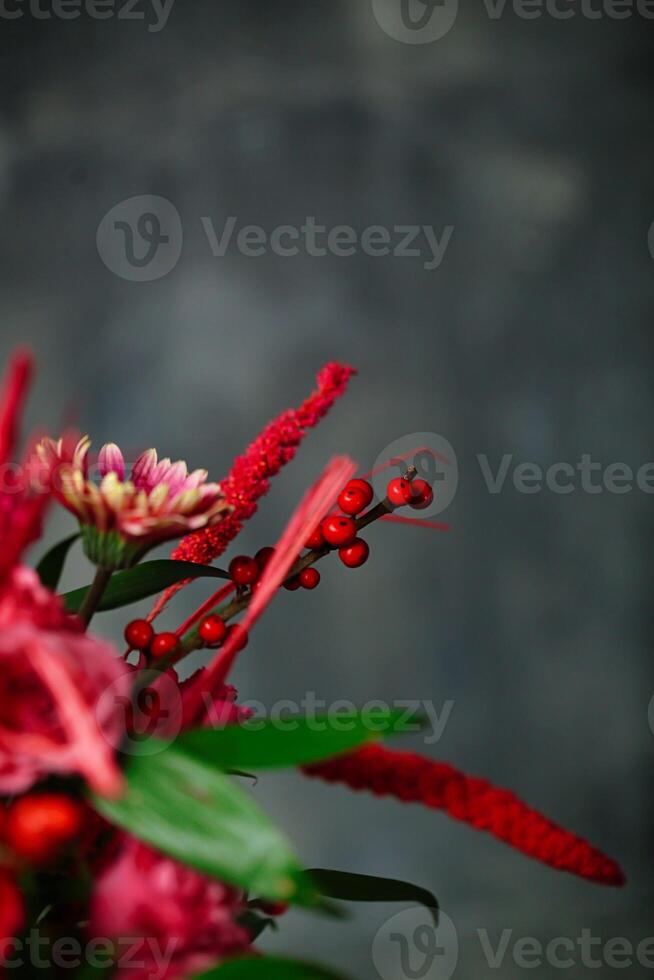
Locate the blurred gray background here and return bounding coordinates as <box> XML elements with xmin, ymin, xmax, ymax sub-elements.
<box><xmin>1</xmin><ymin>1</ymin><xmax>653</xmax><ymax>976</ymax></box>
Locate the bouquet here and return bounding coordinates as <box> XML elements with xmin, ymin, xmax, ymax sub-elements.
<box><xmin>0</xmin><ymin>349</ymin><xmax>623</xmax><ymax>980</ymax></box>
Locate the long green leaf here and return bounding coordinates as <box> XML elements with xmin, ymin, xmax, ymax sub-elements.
<box><xmin>92</xmin><ymin>744</ymin><xmax>315</xmax><ymax>905</ymax></box>
<box><xmin>195</xmin><ymin>956</ymin><xmax>352</xmax><ymax>980</ymax></box>
<box><xmin>36</xmin><ymin>533</ymin><xmax>80</xmax><ymax>590</ymax></box>
<box><xmin>307</xmin><ymin>869</ymin><xmax>438</xmax><ymax>924</ymax></box>
<box><xmin>62</xmin><ymin>559</ymin><xmax>229</xmax><ymax>613</ymax></box>
<box><xmin>177</xmin><ymin>710</ymin><xmax>418</xmax><ymax>772</ymax></box>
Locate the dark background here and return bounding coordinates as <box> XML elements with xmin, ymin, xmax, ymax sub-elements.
<box><xmin>1</xmin><ymin>2</ymin><xmax>653</xmax><ymax>976</ymax></box>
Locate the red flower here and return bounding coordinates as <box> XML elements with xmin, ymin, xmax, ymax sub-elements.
<box><xmin>304</xmin><ymin>745</ymin><xmax>625</xmax><ymax>887</ymax></box>
<box><xmin>89</xmin><ymin>836</ymin><xmax>252</xmax><ymax>979</ymax></box>
<box><xmin>0</xmin><ymin>566</ymin><xmax>128</xmax><ymax>798</ymax></box>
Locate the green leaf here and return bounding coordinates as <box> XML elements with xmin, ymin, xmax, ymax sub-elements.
<box><xmin>36</xmin><ymin>533</ymin><xmax>80</xmax><ymax>590</ymax></box>
<box><xmin>194</xmin><ymin>956</ymin><xmax>352</xmax><ymax>980</ymax></box>
<box><xmin>92</xmin><ymin>743</ymin><xmax>315</xmax><ymax>906</ymax></box>
<box><xmin>177</xmin><ymin>709</ymin><xmax>418</xmax><ymax>772</ymax></box>
<box><xmin>307</xmin><ymin>869</ymin><xmax>438</xmax><ymax>924</ymax></box>
<box><xmin>62</xmin><ymin>559</ymin><xmax>229</xmax><ymax>613</ymax></box>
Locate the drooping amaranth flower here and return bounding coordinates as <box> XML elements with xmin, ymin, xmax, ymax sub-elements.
<box><xmin>36</xmin><ymin>438</ymin><xmax>230</xmax><ymax>569</ymax></box>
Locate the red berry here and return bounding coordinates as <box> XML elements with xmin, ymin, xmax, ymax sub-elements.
<box><xmin>338</xmin><ymin>479</ymin><xmax>373</xmax><ymax>515</ymax></box>
<box><xmin>408</xmin><ymin>479</ymin><xmax>434</xmax><ymax>510</ymax></box>
<box><xmin>284</xmin><ymin>576</ymin><xmax>301</xmax><ymax>591</ymax></box>
<box><xmin>150</xmin><ymin>632</ymin><xmax>180</xmax><ymax>660</ymax></box>
<box><xmin>255</xmin><ymin>547</ymin><xmax>275</xmax><ymax>570</ymax></box>
<box><xmin>225</xmin><ymin>623</ymin><xmax>248</xmax><ymax>652</ymax></box>
<box><xmin>124</xmin><ymin>618</ymin><xmax>154</xmax><ymax>651</ymax></box>
<box><xmin>299</xmin><ymin>567</ymin><xmax>320</xmax><ymax>590</ymax></box>
<box><xmin>6</xmin><ymin>794</ymin><xmax>84</xmax><ymax>864</ymax></box>
<box><xmin>305</xmin><ymin>526</ymin><xmax>325</xmax><ymax>550</ymax></box>
<box><xmin>321</xmin><ymin>515</ymin><xmax>357</xmax><ymax>548</ymax></box>
<box><xmin>386</xmin><ymin>477</ymin><xmax>412</xmax><ymax>507</ymax></box>
<box><xmin>229</xmin><ymin>555</ymin><xmax>259</xmax><ymax>586</ymax></box>
<box><xmin>198</xmin><ymin>614</ymin><xmax>227</xmax><ymax>647</ymax></box>
<box><xmin>338</xmin><ymin>538</ymin><xmax>370</xmax><ymax>568</ymax></box>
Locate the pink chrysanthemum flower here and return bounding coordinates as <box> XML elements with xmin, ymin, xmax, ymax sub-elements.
<box><xmin>89</xmin><ymin>836</ymin><xmax>252</xmax><ymax>979</ymax></box>
<box><xmin>36</xmin><ymin>438</ymin><xmax>230</xmax><ymax>569</ymax></box>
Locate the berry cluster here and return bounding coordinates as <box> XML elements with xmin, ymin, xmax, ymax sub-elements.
<box><xmin>124</xmin><ymin>472</ymin><xmax>433</xmax><ymax>658</ymax></box>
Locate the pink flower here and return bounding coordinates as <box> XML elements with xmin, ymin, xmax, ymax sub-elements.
<box><xmin>89</xmin><ymin>837</ymin><xmax>252</xmax><ymax>980</ymax></box>
<box><xmin>0</xmin><ymin>565</ymin><xmax>128</xmax><ymax>798</ymax></box>
<box><xmin>36</xmin><ymin>439</ymin><xmax>230</xmax><ymax>569</ymax></box>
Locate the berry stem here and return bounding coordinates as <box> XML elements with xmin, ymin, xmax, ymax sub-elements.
<box><xmin>135</xmin><ymin>465</ymin><xmax>418</xmax><ymax>681</ymax></box>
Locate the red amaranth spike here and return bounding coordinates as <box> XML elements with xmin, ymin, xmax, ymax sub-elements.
<box><xmin>149</xmin><ymin>362</ymin><xmax>355</xmax><ymax>620</ymax></box>
<box><xmin>302</xmin><ymin>745</ymin><xmax>625</xmax><ymax>887</ymax></box>
<box><xmin>0</xmin><ymin>349</ymin><xmax>32</xmax><ymax>468</ymax></box>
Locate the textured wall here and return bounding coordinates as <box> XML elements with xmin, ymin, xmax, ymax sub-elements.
<box><xmin>1</xmin><ymin>2</ymin><xmax>652</xmax><ymax>977</ymax></box>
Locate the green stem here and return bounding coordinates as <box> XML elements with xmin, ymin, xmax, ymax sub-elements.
<box><xmin>78</xmin><ymin>566</ymin><xmax>113</xmax><ymax>626</ymax></box>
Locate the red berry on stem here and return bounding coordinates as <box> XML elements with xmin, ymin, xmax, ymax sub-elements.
<box><xmin>348</xmin><ymin>478</ymin><xmax>375</xmax><ymax>500</ymax></box>
<box><xmin>229</xmin><ymin>555</ymin><xmax>259</xmax><ymax>586</ymax></box>
<box><xmin>321</xmin><ymin>515</ymin><xmax>357</xmax><ymax>548</ymax></box>
<box><xmin>284</xmin><ymin>576</ymin><xmax>301</xmax><ymax>591</ymax></box>
<box><xmin>339</xmin><ymin>538</ymin><xmax>370</xmax><ymax>568</ymax></box>
<box><xmin>305</xmin><ymin>526</ymin><xmax>325</xmax><ymax>550</ymax></box>
<box><xmin>150</xmin><ymin>632</ymin><xmax>180</xmax><ymax>660</ymax></box>
<box><xmin>198</xmin><ymin>614</ymin><xmax>227</xmax><ymax>647</ymax></box>
<box><xmin>408</xmin><ymin>479</ymin><xmax>434</xmax><ymax>510</ymax></box>
<box><xmin>255</xmin><ymin>546</ymin><xmax>275</xmax><ymax>570</ymax></box>
<box><xmin>6</xmin><ymin>794</ymin><xmax>84</xmax><ymax>864</ymax></box>
<box><xmin>124</xmin><ymin>618</ymin><xmax>154</xmax><ymax>651</ymax></box>
<box><xmin>226</xmin><ymin>623</ymin><xmax>248</xmax><ymax>652</ymax></box>
<box><xmin>386</xmin><ymin>477</ymin><xmax>412</xmax><ymax>507</ymax></box>
<box><xmin>299</xmin><ymin>567</ymin><xmax>320</xmax><ymax>590</ymax></box>
<box><xmin>338</xmin><ymin>479</ymin><xmax>373</xmax><ymax>516</ymax></box>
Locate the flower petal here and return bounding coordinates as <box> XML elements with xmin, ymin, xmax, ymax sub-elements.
<box><xmin>98</xmin><ymin>443</ymin><xmax>125</xmax><ymax>481</ymax></box>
